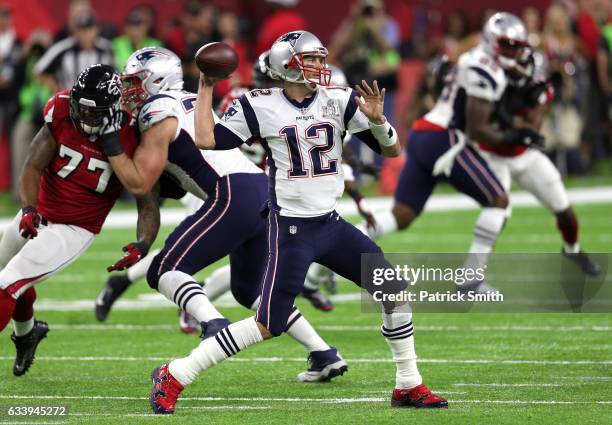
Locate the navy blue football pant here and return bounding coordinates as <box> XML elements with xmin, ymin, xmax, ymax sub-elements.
<box><xmin>395</xmin><ymin>129</ymin><xmax>506</xmax><ymax>214</ymax></box>
<box><xmin>256</xmin><ymin>209</ymin><xmax>407</xmax><ymax>336</ymax></box>
<box><xmin>148</xmin><ymin>173</ymin><xmax>269</xmax><ymax>309</ymax></box>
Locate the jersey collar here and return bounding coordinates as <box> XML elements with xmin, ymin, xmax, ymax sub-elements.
<box><xmin>281</xmin><ymin>89</ymin><xmax>318</xmax><ymax>110</ymax></box>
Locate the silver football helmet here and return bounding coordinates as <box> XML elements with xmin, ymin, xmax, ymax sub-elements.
<box><xmin>121</xmin><ymin>47</ymin><xmax>183</xmax><ymax>112</ymax></box>
<box><xmin>253</xmin><ymin>50</ymin><xmax>281</xmax><ymax>88</ymax></box>
<box><xmin>268</xmin><ymin>30</ymin><xmax>331</xmax><ymax>87</ymax></box>
<box><xmin>328</xmin><ymin>64</ymin><xmax>348</xmax><ymax>86</ymax></box>
<box><xmin>482</xmin><ymin>12</ymin><xmax>528</xmax><ymax>69</ymax></box>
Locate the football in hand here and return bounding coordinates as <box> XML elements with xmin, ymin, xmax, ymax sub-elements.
<box><xmin>194</xmin><ymin>42</ymin><xmax>239</xmax><ymax>79</ymax></box>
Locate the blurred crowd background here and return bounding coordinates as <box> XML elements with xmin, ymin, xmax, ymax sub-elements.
<box><xmin>0</xmin><ymin>0</ymin><xmax>611</xmax><ymax>198</ymax></box>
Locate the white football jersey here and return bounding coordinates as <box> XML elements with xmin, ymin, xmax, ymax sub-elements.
<box><xmin>425</xmin><ymin>44</ymin><xmax>508</xmax><ymax>131</ymax></box>
<box><xmin>138</xmin><ymin>90</ymin><xmax>262</xmax><ymax>199</ymax></box>
<box><xmin>218</xmin><ymin>87</ymin><xmax>371</xmax><ymax>217</ymax></box>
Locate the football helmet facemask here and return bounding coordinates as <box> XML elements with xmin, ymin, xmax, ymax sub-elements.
<box><xmin>70</xmin><ymin>64</ymin><xmax>123</xmax><ymax>137</ymax></box>
<box><xmin>121</xmin><ymin>47</ymin><xmax>183</xmax><ymax>113</ymax></box>
<box><xmin>269</xmin><ymin>31</ymin><xmax>331</xmax><ymax>88</ymax></box>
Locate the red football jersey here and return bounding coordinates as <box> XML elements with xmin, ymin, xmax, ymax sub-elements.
<box><xmin>36</xmin><ymin>91</ymin><xmax>139</xmax><ymax>234</ymax></box>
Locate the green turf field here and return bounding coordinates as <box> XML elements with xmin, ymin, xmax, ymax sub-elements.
<box><xmin>1</xmin><ymin>202</ymin><xmax>611</xmax><ymax>424</ymax></box>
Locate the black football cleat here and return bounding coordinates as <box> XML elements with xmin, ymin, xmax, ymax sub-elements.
<box><xmin>562</xmin><ymin>249</ymin><xmax>602</xmax><ymax>276</ymax></box>
<box><xmin>200</xmin><ymin>318</ymin><xmax>231</xmax><ymax>340</ymax></box>
<box><xmin>11</xmin><ymin>320</ymin><xmax>49</xmax><ymax>376</ymax></box>
<box><xmin>391</xmin><ymin>384</ymin><xmax>448</xmax><ymax>408</ymax></box>
<box><xmin>301</xmin><ymin>288</ymin><xmax>334</xmax><ymax>312</ymax></box>
<box><xmin>296</xmin><ymin>346</ymin><xmax>348</xmax><ymax>382</ymax></box>
<box><xmin>95</xmin><ymin>274</ymin><xmax>132</xmax><ymax>321</ymax></box>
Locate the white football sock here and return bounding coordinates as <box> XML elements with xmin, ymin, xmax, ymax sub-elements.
<box><xmin>203</xmin><ymin>265</ymin><xmax>232</xmax><ymax>301</ymax></box>
<box><xmin>158</xmin><ymin>270</ymin><xmax>223</xmax><ymax>322</ymax></box>
<box><xmin>285</xmin><ymin>308</ymin><xmax>330</xmax><ymax>352</ymax></box>
<box><xmin>465</xmin><ymin>207</ymin><xmax>505</xmax><ymax>273</ymax></box>
<box><xmin>469</xmin><ymin>208</ymin><xmax>505</xmax><ymax>254</ymax></box>
<box><xmin>303</xmin><ymin>263</ymin><xmax>332</xmax><ymax>291</ymax></box>
<box><xmin>169</xmin><ymin>317</ymin><xmax>263</xmax><ymax>385</ymax></box>
<box><xmin>127</xmin><ymin>249</ymin><xmax>159</xmax><ymax>283</ymax></box>
<box><xmin>382</xmin><ymin>311</ymin><xmax>422</xmax><ymax>389</ymax></box>
<box><xmin>563</xmin><ymin>242</ymin><xmax>580</xmax><ymax>254</ymax></box>
<box><xmin>13</xmin><ymin>318</ymin><xmax>34</xmax><ymax>336</ymax></box>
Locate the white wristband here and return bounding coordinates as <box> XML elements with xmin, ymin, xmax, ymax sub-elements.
<box><xmin>369</xmin><ymin>118</ymin><xmax>397</xmax><ymax>147</ymax></box>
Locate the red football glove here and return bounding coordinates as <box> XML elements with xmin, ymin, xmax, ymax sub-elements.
<box><xmin>19</xmin><ymin>206</ymin><xmax>42</xmax><ymax>239</ymax></box>
<box><xmin>355</xmin><ymin>197</ymin><xmax>377</xmax><ymax>230</ymax></box>
<box><xmin>107</xmin><ymin>241</ymin><xmax>149</xmax><ymax>272</ymax></box>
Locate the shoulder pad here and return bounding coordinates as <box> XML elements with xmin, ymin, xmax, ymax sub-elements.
<box><xmin>43</xmin><ymin>90</ymin><xmax>71</xmax><ymax>124</ymax></box>
<box><xmin>138</xmin><ymin>94</ymin><xmax>179</xmax><ymax>132</ymax></box>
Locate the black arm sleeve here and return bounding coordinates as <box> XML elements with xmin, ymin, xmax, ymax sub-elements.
<box><xmin>353</xmin><ymin>129</ymin><xmax>382</xmax><ymax>155</ymax></box>
<box><xmin>213</xmin><ymin>124</ymin><xmax>246</xmax><ymax>150</ymax></box>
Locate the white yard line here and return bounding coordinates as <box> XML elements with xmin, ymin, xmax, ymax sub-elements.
<box><xmin>1</xmin><ymin>395</ymin><xmax>611</xmax><ymax>405</ymax></box>
<box><xmin>43</xmin><ymin>323</ymin><xmax>612</xmax><ymax>332</ymax></box>
<box><xmin>0</xmin><ymin>356</ymin><xmax>609</xmax><ymax>365</ymax></box>
<box><xmin>452</xmin><ymin>383</ymin><xmax>563</xmax><ymax>387</ymax></box>
<box><xmin>3</xmin><ymin>186</ymin><xmax>611</xmax><ymax>232</ymax></box>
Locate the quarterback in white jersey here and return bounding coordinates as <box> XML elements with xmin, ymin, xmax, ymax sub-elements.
<box><xmin>96</xmin><ymin>47</ymin><xmax>347</xmax><ymax>387</ymax></box>
<box><xmin>148</xmin><ymin>31</ymin><xmax>447</xmax><ymax>415</ymax></box>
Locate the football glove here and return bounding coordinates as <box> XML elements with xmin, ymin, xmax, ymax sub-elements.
<box><xmin>502</xmin><ymin>128</ymin><xmax>545</xmax><ymax>148</ymax></box>
<box><xmin>19</xmin><ymin>206</ymin><xmax>43</xmax><ymax>239</ymax></box>
<box><xmin>107</xmin><ymin>241</ymin><xmax>149</xmax><ymax>272</ymax></box>
<box><xmin>99</xmin><ymin>109</ymin><xmax>126</xmax><ymax>157</ymax></box>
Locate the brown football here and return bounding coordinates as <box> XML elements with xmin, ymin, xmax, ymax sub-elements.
<box><xmin>194</xmin><ymin>42</ymin><xmax>239</xmax><ymax>79</ymax></box>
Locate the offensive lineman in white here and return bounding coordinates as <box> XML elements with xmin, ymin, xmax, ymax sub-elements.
<box><xmin>147</xmin><ymin>31</ymin><xmax>448</xmax><ymax>414</ymax></box>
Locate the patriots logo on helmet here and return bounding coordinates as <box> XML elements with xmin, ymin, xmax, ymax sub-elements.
<box><xmin>279</xmin><ymin>32</ymin><xmax>302</xmax><ymax>47</ymax></box>
<box><xmin>136</xmin><ymin>50</ymin><xmax>169</xmax><ymax>65</ymax></box>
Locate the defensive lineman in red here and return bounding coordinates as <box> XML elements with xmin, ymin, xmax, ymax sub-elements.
<box><xmin>0</xmin><ymin>64</ymin><xmax>159</xmax><ymax>376</ymax></box>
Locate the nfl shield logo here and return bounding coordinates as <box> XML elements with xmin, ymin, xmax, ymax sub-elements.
<box><xmin>289</xmin><ymin>225</ymin><xmax>298</xmax><ymax>235</ymax></box>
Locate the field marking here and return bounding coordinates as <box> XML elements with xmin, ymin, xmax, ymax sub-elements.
<box><xmin>2</xmin><ymin>395</ymin><xmax>611</xmax><ymax>406</ymax></box>
<box><xmin>0</xmin><ymin>356</ymin><xmax>609</xmax><ymax>366</ymax></box>
<box><xmin>3</xmin><ymin>186</ymin><xmax>612</xmax><ymax>232</ymax></box>
<box><xmin>44</xmin><ymin>323</ymin><xmax>612</xmax><ymax>332</ymax></box>
<box><xmin>452</xmin><ymin>383</ymin><xmax>563</xmax><ymax>387</ymax></box>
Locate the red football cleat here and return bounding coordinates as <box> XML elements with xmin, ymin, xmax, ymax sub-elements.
<box><xmin>150</xmin><ymin>364</ymin><xmax>184</xmax><ymax>414</ymax></box>
<box><xmin>391</xmin><ymin>384</ymin><xmax>448</xmax><ymax>408</ymax></box>
<box><xmin>301</xmin><ymin>288</ymin><xmax>334</xmax><ymax>312</ymax></box>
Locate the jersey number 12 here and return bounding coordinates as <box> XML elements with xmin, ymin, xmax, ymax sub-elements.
<box><xmin>280</xmin><ymin>123</ymin><xmax>338</xmax><ymax>178</ymax></box>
